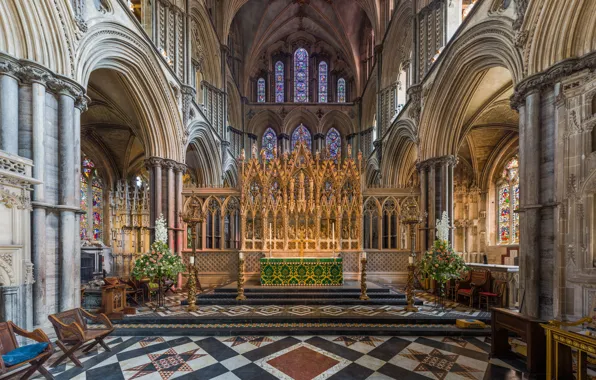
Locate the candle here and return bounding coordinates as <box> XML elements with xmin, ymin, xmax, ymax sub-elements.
<box><xmin>408</xmin><ymin>256</ymin><xmax>414</xmax><ymax>264</ymax></box>
<box><xmin>269</xmin><ymin>223</ymin><xmax>272</xmax><ymax>248</ymax></box>
<box><xmin>190</xmin><ymin>256</ymin><xmax>195</xmax><ymax>265</ymax></box>
<box><xmin>332</xmin><ymin>223</ymin><xmax>335</xmax><ymax>245</ymax></box>
<box><xmin>239</xmin><ymin>252</ymin><xmax>244</xmax><ymax>260</ymax></box>
<box><xmin>362</xmin><ymin>252</ymin><xmax>367</xmax><ymax>259</ymax></box>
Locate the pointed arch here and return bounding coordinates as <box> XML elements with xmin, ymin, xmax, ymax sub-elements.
<box><xmin>294</xmin><ymin>48</ymin><xmax>309</xmax><ymax>102</ymax></box>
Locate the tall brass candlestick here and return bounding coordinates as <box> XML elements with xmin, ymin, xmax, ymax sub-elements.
<box><xmin>236</xmin><ymin>252</ymin><xmax>246</xmax><ymax>300</ymax></box>
<box><xmin>360</xmin><ymin>252</ymin><xmax>369</xmax><ymax>300</ymax></box>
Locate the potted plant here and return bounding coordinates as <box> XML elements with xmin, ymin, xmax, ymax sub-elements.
<box><xmin>418</xmin><ymin>212</ymin><xmax>467</xmax><ymax>309</ymax></box>
<box><xmin>131</xmin><ymin>215</ymin><xmax>185</xmax><ymax>309</ymax></box>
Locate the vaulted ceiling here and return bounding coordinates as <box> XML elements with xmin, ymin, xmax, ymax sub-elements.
<box><xmin>231</xmin><ymin>0</ymin><xmax>374</xmax><ymax>88</ymax></box>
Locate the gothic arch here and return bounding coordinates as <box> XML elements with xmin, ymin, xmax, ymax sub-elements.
<box><xmin>418</xmin><ymin>20</ymin><xmax>523</xmax><ymax>160</ymax></box>
<box><xmin>246</xmin><ymin>110</ymin><xmax>283</xmax><ymax>137</ymax></box>
<box><xmin>76</xmin><ymin>22</ymin><xmax>184</xmax><ymax>161</ymax></box>
<box><xmin>283</xmin><ymin>108</ymin><xmax>320</xmax><ymax>135</ymax></box>
<box><xmin>380</xmin><ymin>1</ymin><xmax>412</xmax><ymax>89</ymax></box>
<box><xmin>190</xmin><ymin>4</ymin><xmax>223</xmax><ymax>88</ymax></box>
<box><xmin>186</xmin><ymin>121</ymin><xmax>223</xmax><ymax>186</ymax></box>
<box><xmin>319</xmin><ymin>110</ymin><xmax>355</xmax><ymax>136</ymax></box>
<box><xmin>381</xmin><ymin>120</ymin><xmax>418</xmax><ymax>187</ymax></box>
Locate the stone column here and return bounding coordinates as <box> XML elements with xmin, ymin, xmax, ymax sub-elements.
<box><xmin>56</xmin><ymin>88</ymin><xmax>77</xmax><ymax>311</ymax></box>
<box><xmin>428</xmin><ymin>163</ymin><xmax>436</xmax><ymax>246</ymax></box>
<box><xmin>519</xmin><ymin>90</ymin><xmax>541</xmax><ymax>318</ymax></box>
<box><xmin>30</xmin><ymin>77</ymin><xmax>47</xmax><ymax>325</ymax></box>
<box><xmin>163</xmin><ymin>159</ymin><xmax>176</xmax><ymax>250</ymax></box>
<box><xmin>73</xmin><ymin>96</ymin><xmax>87</xmax><ymax>307</ymax></box>
<box><xmin>174</xmin><ymin>163</ymin><xmax>186</xmax><ymax>253</ymax></box>
<box><xmin>146</xmin><ymin>157</ymin><xmax>164</xmax><ymax>230</ymax></box>
<box><xmin>279</xmin><ymin>133</ymin><xmax>290</xmax><ymax>154</ymax></box>
<box><xmin>0</xmin><ymin>66</ymin><xmax>19</xmax><ymax>154</ymax></box>
<box><xmin>314</xmin><ymin>133</ymin><xmax>325</xmax><ymax>154</ymax></box>
<box><xmin>418</xmin><ymin>165</ymin><xmax>428</xmax><ymax>253</ymax></box>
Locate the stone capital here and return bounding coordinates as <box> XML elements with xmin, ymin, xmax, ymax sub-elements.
<box><xmin>247</xmin><ymin>133</ymin><xmax>258</xmax><ymax>140</ymax></box>
<box><xmin>278</xmin><ymin>133</ymin><xmax>290</xmax><ymax>140</ymax></box>
<box><xmin>16</xmin><ymin>64</ymin><xmax>52</xmax><ymax>86</ymax></box>
<box><xmin>145</xmin><ymin>157</ymin><xmax>164</xmax><ymax>169</ymax></box>
<box><xmin>416</xmin><ymin>155</ymin><xmax>458</xmax><ymax>171</ymax></box>
<box><xmin>75</xmin><ymin>94</ymin><xmax>90</xmax><ymax>111</ymax></box>
<box><xmin>162</xmin><ymin>159</ymin><xmax>177</xmax><ymax>170</ymax></box>
<box><xmin>174</xmin><ymin>162</ymin><xmax>187</xmax><ymax>173</ymax></box>
<box><xmin>313</xmin><ymin>133</ymin><xmax>325</xmax><ymax>140</ymax></box>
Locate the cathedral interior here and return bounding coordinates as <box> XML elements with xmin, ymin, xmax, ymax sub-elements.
<box><xmin>1</xmin><ymin>0</ymin><xmax>596</xmax><ymax>379</ymax></box>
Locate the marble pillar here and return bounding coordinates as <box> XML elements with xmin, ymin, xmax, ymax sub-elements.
<box><xmin>164</xmin><ymin>159</ymin><xmax>176</xmax><ymax>251</ymax></box>
<box><xmin>419</xmin><ymin>167</ymin><xmax>428</xmax><ymax>253</ymax></box>
<box><xmin>146</xmin><ymin>157</ymin><xmax>164</xmax><ymax>228</ymax></box>
<box><xmin>519</xmin><ymin>91</ymin><xmax>542</xmax><ymax>319</ymax></box>
<box><xmin>57</xmin><ymin>91</ymin><xmax>76</xmax><ymax>311</ymax></box>
<box><xmin>174</xmin><ymin>163</ymin><xmax>186</xmax><ymax>254</ymax></box>
<box><xmin>73</xmin><ymin>97</ymin><xmax>86</xmax><ymax>307</ymax></box>
<box><xmin>30</xmin><ymin>80</ymin><xmax>47</xmax><ymax>325</ymax></box>
<box><xmin>0</xmin><ymin>73</ymin><xmax>19</xmax><ymax>154</ymax></box>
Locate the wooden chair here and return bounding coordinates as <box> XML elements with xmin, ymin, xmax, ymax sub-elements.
<box><xmin>479</xmin><ymin>280</ymin><xmax>507</xmax><ymax>311</ymax></box>
<box><xmin>0</xmin><ymin>321</ymin><xmax>54</xmax><ymax>380</ymax></box>
<box><xmin>456</xmin><ymin>269</ymin><xmax>490</xmax><ymax>307</ymax></box>
<box><xmin>47</xmin><ymin>308</ymin><xmax>114</xmax><ymax>368</ymax></box>
<box><xmin>123</xmin><ymin>278</ymin><xmax>145</xmax><ymax>306</ymax></box>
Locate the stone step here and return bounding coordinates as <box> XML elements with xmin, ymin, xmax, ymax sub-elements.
<box><xmin>184</xmin><ymin>297</ymin><xmax>422</xmax><ymax>306</ymax></box>
<box><xmin>199</xmin><ymin>292</ymin><xmax>404</xmax><ymax>300</ymax></box>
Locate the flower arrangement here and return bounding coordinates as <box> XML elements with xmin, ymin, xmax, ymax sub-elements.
<box><xmin>131</xmin><ymin>215</ymin><xmax>185</xmax><ymax>282</ymax></box>
<box><xmin>418</xmin><ymin>212</ymin><xmax>467</xmax><ymax>283</ymax></box>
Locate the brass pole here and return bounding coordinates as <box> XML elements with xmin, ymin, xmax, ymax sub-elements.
<box><xmin>360</xmin><ymin>254</ymin><xmax>369</xmax><ymax>300</ymax></box>
<box><xmin>186</xmin><ymin>222</ymin><xmax>198</xmax><ymax>312</ymax></box>
<box><xmin>236</xmin><ymin>252</ymin><xmax>247</xmax><ymax>300</ymax></box>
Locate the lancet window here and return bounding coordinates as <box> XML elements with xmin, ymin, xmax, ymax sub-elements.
<box><xmin>326</xmin><ymin>128</ymin><xmax>341</xmax><ymax>159</ymax></box>
<box><xmin>294</xmin><ymin>48</ymin><xmax>309</xmax><ymax>102</ymax></box>
<box><xmin>275</xmin><ymin>61</ymin><xmax>284</xmax><ymax>103</ymax></box>
<box><xmin>497</xmin><ymin>157</ymin><xmax>520</xmax><ymax>245</ymax></box>
<box><xmin>80</xmin><ymin>154</ymin><xmax>103</xmax><ymax>241</ymax></box>
<box><xmin>337</xmin><ymin>78</ymin><xmax>346</xmax><ymax>103</ymax></box>
<box><xmin>257</xmin><ymin>77</ymin><xmax>266</xmax><ymax>103</ymax></box>
<box><xmin>319</xmin><ymin>61</ymin><xmax>328</xmax><ymax>103</ymax></box>
<box><xmin>262</xmin><ymin>127</ymin><xmax>277</xmax><ymax>159</ymax></box>
<box><xmin>291</xmin><ymin>124</ymin><xmax>312</xmax><ymax>151</ymax></box>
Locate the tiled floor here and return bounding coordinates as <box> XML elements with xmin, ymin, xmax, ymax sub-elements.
<box><xmin>31</xmin><ymin>334</ymin><xmax>527</xmax><ymax>380</ymax></box>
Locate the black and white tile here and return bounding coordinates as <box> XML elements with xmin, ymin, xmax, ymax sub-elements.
<box><xmin>31</xmin><ymin>334</ymin><xmax>527</xmax><ymax>380</ymax></box>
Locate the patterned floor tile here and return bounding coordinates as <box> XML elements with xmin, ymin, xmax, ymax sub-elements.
<box><xmin>30</xmin><ymin>334</ymin><xmax>527</xmax><ymax>380</ymax></box>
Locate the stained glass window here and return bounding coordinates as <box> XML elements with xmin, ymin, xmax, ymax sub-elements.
<box><xmin>294</xmin><ymin>48</ymin><xmax>309</xmax><ymax>102</ymax></box>
<box><xmin>497</xmin><ymin>157</ymin><xmax>519</xmax><ymax>245</ymax></box>
<box><xmin>275</xmin><ymin>61</ymin><xmax>284</xmax><ymax>103</ymax></box>
<box><xmin>326</xmin><ymin>128</ymin><xmax>341</xmax><ymax>160</ymax></box>
<box><xmin>262</xmin><ymin>127</ymin><xmax>277</xmax><ymax>160</ymax></box>
<box><xmin>80</xmin><ymin>154</ymin><xmax>103</xmax><ymax>241</ymax></box>
<box><xmin>337</xmin><ymin>78</ymin><xmax>346</xmax><ymax>103</ymax></box>
<box><xmin>257</xmin><ymin>78</ymin><xmax>266</xmax><ymax>103</ymax></box>
<box><xmin>319</xmin><ymin>61</ymin><xmax>328</xmax><ymax>103</ymax></box>
<box><xmin>291</xmin><ymin>123</ymin><xmax>312</xmax><ymax>151</ymax></box>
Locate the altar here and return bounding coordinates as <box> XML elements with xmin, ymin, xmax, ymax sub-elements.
<box><xmin>260</xmin><ymin>257</ymin><xmax>343</xmax><ymax>286</ymax></box>
<box><xmin>238</xmin><ymin>141</ymin><xmax>363</xmax><ymax>286</ymax></box>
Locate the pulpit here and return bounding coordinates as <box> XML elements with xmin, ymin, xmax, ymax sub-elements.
<box><xmin>100</xmin><ymin>278</ymin><xmax>135</xmax><ymax>319</ymax></box>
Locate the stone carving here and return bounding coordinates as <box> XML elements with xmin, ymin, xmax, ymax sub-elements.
<box><xmin>94</xmin><ymin>0</ymin><xmax>111</xmax><ymax>13</ymax></box>
<box><xmin>407</xmin><ymin>84</ymin><xmax>422</xmax><ymax>124</ymax></box>
<box><xmin>0</xmin><ymin>253</ymin><xmax>14</xmax><ymax>285</ymax></box>
<box><xmin>0</xmin><ymin>185</ymin><xmax>31</xmax><ymax>210</ymax></box>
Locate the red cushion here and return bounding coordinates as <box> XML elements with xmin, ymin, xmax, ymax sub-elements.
<box><xmin>458</xmin><ymin>289</ymin><xmax>471</xmax><ymax>295</ymax></box>
<box><xmin>479</xmin><ymin>292</ymin><xmax>498</xmax><ymax>297</ymax></box>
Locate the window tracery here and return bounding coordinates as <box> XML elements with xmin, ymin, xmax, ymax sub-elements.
<box><xmin>319</xmin><ymin>61</ymin><xmax>328</xmax><ymax>103</ymax></box>
<box><xmin>294</xmin><ymin>48</ymin><xmax>309</xmax><ymax>102</ymax></box>
<box><xmin>291</xmin><ymin>123</ymin><xmax>312</xmax><ymax>151</ymax></box>
<box><xmin>275</xmin><ymin>61</ymin><xmax>284</xmax><ymax>103</ymax></box>
<box><xmin>326</xmin><ymin>128</ymin><xmax>341</xmax><ymax>160</ymax></box>
<box><xmin>80</xmin><ymin>154</ymin><xmax>103</xmax><ymax>241</ymax></box>
<box><xmin>257</xmin><ymin>77</ymin><xmax>266</xmax><ymax>103</ymax></box>
<box><xmin>262</xmin><ymin>127</ymin><xmax>277</xmax><ymax>160</ymax></box>
<box><xmin>337</xmin><ymin>78</ymin><xmax>346</xmax><ymax>103</ymax></box>
<box><xmin>497</xmin><ymin>156</ymin><xmax>519</xmax><ymax>245</ymax></box>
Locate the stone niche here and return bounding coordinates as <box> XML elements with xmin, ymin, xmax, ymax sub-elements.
<box><xmin>0</xmin><ymin>150</ymin><xmax>38</xmax><ymax>329</ymax></box>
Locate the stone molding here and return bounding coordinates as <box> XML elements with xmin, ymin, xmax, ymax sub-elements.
<box><xmin>407</xmin><ymin>84</ymin><xmax>422</xmax><ymax>124</ymax></box>
<box><xmin>0</xmin><ymin>52</ymin><xmax>85</xmax><ymax>98</ymax></box>
<box><xmin>416</xmin><ymin>155</ymin><xmax>458</xmax><ymax>171</ymax></box>
<box><xmin>511</xmin><ymin>51</ymin><xmax>596</xmax><ymax>110</ymax></box>
<box><xmin>145</xmin><ymin>157</ymin><xmax>165</xmax><ymax>169</ymax></box>
<box><xmin>0</xmin><ymin>152</ymin><xmax>39</xmax><ymax>211</ymax></box>
<box><xmin>174</xmin><ymin>162</ymin><xmax>187</xmax><ymax>173</ymax></box>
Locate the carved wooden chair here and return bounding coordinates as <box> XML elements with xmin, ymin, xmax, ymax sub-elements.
<box><xmin>456</xmin><ymin>269</ymin><xmax>490</xmax><ymax>307</ymax></box>
<box><xmin>479</xmin><ymin>280</ymin><xmax>508</xmax><ymax>311</ymax></box>
<box><xmin>0</xmin><ymin>321</ymin><xmax>54</xmax><ymax>379</ymax></box>
<box><xmin>48</xmin><ymin>308</ymin><xmax>114</xmax><ymax>368</ymax></box>
<box><xmin>123</xmin><ymin>278</ymin><xmax>145</xmax><ymax>306</ymax></box>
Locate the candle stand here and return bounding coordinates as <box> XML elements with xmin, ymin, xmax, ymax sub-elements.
<box><xmin>399</xmin><ymin>196</ymin><xmax>426</xmax><ymax>312</ymax></box>
<box><xmin>180</xmin><ymin>198</ymin><xmax>203</xmax><ymax>312</ymax></box>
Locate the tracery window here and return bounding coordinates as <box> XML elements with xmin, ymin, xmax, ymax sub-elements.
<box><xmin>257</xmin><ymin>78</ymin><xmax>266</xmax><ymax>103</ymax></box>
<box><xmin>319</xmin><ymin>61</ymin><xmax>328</xmax><ymax>103</ymax></box>
<box><xmin>337</xmin><ymin>78</ymin><xmax>346</xmax><ymax>103</ymax></box>
<box><xmin>262</xmin><ymin>127</ymin><xmax>277</xmax><ymax>160</ymax></box>
<box><xmin>326</xmin><ymin>128</ymin><xmax>341</xmax><ymax>160</ymax></box>
<box><xmin>291</xmin><ymin>123</ymin><xmax>312</xmax><ymax>151</ymax></box>
<box><xmin>275</xmin><ymin>61</ymin><xmax>284</xmax><ymax>103</ymax></box>
<box><xmin>294</xmin><ymin>48</ymin><xmax>309</xmax><ymax>102</ymax></box>
<box><xmin>497</xmin><ymin>157</ymin><xmax>520</xmax><ymax>245</ymax></box>
<box><xmin>80</xmin><ymin>154</ymin><xmax>103</xmax><ymax>241</ymax></box>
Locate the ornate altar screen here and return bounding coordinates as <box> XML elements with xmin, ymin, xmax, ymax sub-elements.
<box><xmin>238</xmin><ymin>142</ymin><xmax>363</xmax><ymax>257</ymax></box>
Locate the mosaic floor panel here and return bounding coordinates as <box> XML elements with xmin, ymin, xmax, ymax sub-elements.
<box><xmin>31</xmin><ymin>334</ymin><xmax>528</xmax><ymax>380</ymax></box>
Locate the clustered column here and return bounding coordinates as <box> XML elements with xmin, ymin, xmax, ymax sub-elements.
<box><xmin>417</xmin><ymin>155</ymin><xmax>457</xmax><ymax>251</ymax></box>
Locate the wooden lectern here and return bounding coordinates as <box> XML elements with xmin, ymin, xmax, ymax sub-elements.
<box><xmin>100</xmin><ymin>278</ymin><xmax>136</xmax><ymax>319</ymax></box>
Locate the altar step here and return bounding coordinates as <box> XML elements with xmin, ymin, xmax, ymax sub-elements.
<box><xmin>186</xmin><ymin>281</ymin><xmax>422</xmax><ymax>306</ymax></box>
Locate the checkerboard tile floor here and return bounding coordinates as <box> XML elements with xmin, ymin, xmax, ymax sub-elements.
<box><xmin>31</xmin><ymin>334</ymin><xmax>527</xmax><ymax>380</ymax></box>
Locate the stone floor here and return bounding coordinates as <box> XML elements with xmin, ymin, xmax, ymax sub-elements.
<box><xmin>31</xmin><ymin>334</ymin><xmax>529</xmax><ymax>380</ymax></box>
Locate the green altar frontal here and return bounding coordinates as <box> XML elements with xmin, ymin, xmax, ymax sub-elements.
<box><xmin>260</xmin><ymin>258</ymin><xmax>343</xmax><ymax>286</ymax></box>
